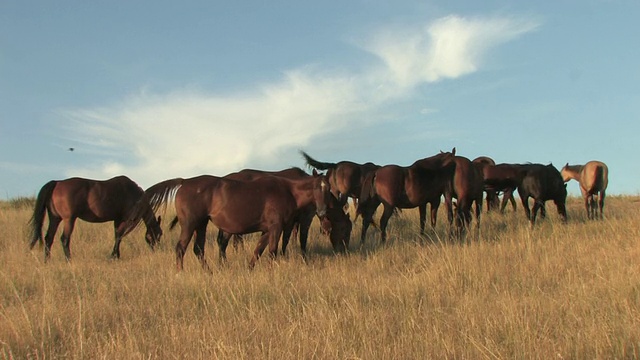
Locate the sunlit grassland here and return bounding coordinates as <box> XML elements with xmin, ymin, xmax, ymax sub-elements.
<box><xmin>1</xmin><ymin>196</ymin><xmax>639</xmax><ymax>359</ymax></box>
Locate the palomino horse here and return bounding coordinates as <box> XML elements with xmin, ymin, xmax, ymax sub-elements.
<box><xmin>561</xmin><ymin>161</ymin><xmax>609</xmax><ymax>219</ymax></box>
<box><xmin>445</xmin><ymin>155</ymin><xmax>484</xmax><ymax>236</ymax></box>
<box><xmin>28</xmin><ymin>176</ymin><xmax>162</xmax><ymax>261</ymax></box>
<box><xmin>518</xmin><ymin>164</ymin><xmax>568</xmax><ymax>226</ymax></box>
<box><xmin>357</xmin><ymin>149</ymin><xmax>457</xmax><ymax>244</ymax></box>
<box><xmin>135</xmin><ymin>173</ymin><xmax>331</xmax><ymax>270</ymax></box>
<box><xmin>301</xmin><ymin>151</ymin><xmax>380</xmax><ymax>207</ymax></box>
<box><xmin>472</xmin><ymin>156</ymin><xmax>500</xmax><ymax>211</ymax></box>
<box><xmin>216</xmin><ymin>167</ymin><xmax>351</xmax><ymax>257</ymax></box>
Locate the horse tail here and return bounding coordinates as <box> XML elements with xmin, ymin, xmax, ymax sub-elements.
<box><xmin>169</xmin><ymin>216</ymin><xmax>179</xmax><ymax>230</ymax></box>
<box><xmin>123</xmin><ymin>178</ymin><xmax>185</xmax><ymax>236</ymax></box>
<box><xmin>300</xmin><ymin>151</ymin><xmax>337</xmax><ymax>171</ymax></box>
<box><xmin>28</xmin><ymin>180</ymin><xmax>57</xmax><ymax>249</ymax></box>
<box><xmin>594</xmin><ymin>165</ymin><xmax>605</xmax><ymax>192</ymax></box>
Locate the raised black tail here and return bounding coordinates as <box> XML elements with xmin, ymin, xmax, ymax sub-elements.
<box><xmin>28</xmin><ymin>180</ymin><xmax>57</xmax><ymax>249</ymax></box>
<box><xmin>300</xmin><ymin>151</ymin><xmax>337</xmax><ymax>171</ymax></box>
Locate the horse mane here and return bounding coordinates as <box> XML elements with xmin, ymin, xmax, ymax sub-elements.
<box><xmin>300</xmin><ymin>151</ymin><xmax>337</xmax><ymax>170</ymax></box>
<box><xmin>122</xmin><ymin>178</ymin><xmax>185</xmax><ymax>235</ymax></box>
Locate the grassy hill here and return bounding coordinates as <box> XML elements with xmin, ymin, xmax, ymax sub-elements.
<box><xmin>1</xmin><ymin>195</ymin><xmax>639</xmax><ymax>359</ymax></box>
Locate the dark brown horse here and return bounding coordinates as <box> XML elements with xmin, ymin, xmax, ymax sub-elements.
<box><xmin>215</xmin><ymin>167</ymin><xmax>350</xmax><ymax>257</ymax></box>
<box><xmin>28</xmin><ymin>176</ymin><xmax>162</xmax><ymax>261</ymax></box>
<box><xmin>561</xmin><ymin>161</ymin><xmax>608</xmax><ymax>220</ymax></box>
<box><xmin>300</xmin><ymin>151</ymin><xmax>380</xmax><ymax>207</ymax></box>
<box><xmin>472</xmin><ymin>156</ymin><xmax>500</xmax><ymax>211</ymax></box>
<box><xmin>481</xmin><ymin>163</ymin><xmax>526</xmax><ymax>213</ymax></box>
<box><xmin>136</xmin><ymin>173</ymin><xmax>331</xmax><ymax>270</ymax></box>
<box><xmin>357</xmin><ymin>149</ymin><xmax>457</xmax><ymax>244</ymax></box>
<box><xmin>518</xmin><ymin>164</ymin><xmax>567</xmax><ymax>226</ymax></box>
<box><xmin>445</xmin><ymin>155</ymin><xmax>484</xmax><ymax>236</ymax></box>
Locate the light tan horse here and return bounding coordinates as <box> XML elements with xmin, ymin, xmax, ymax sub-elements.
<box><xmin>561</xmin><ymin>161</ymin><xmax>609</xmax><ymax>219</ymax></box>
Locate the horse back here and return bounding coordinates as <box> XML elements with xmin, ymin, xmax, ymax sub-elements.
<box><xmin>50</xmin><ymin>176</ymin><xmax>142</xmax><ymax>222</ymax></box>
<box><xmin>209</xmin><ymin>176</ymin><xmax>297</xmax><ymax>234</ymax></box>
<box><xmin>519</xmin><ymin>164</ymin><xmax>566</xmax><ymax>201</ymax></box>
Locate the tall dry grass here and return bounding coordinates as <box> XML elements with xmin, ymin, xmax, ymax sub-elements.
<box><xmin>1</xmin><ymin>196</ymin><xmax>639</xmax><ymax>359</ymax></box>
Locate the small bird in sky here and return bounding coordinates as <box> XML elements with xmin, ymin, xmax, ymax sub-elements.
<box><xmin>68</xmin><ymin>147</ymin><xmax>75</xmax><ymax>152</ymax></box>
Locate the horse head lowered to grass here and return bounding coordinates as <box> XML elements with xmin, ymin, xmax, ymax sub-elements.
<box><xmin>131</xmin><ymin>172</ymin><xmax>332</xmax><ymax>271</ymax></box>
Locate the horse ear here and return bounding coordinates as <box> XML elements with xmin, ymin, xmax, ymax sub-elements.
<box><xmin>312</xmin><ymin>169</ymin><xmax>319</xmax><ymax>176</ymax></box>
<box><xmin>451</xmin><ymin>147</ymin><xmax>456</xmax><ymax>156</ymax></box>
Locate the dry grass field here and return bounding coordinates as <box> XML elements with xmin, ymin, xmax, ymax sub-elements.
<box><xmin>1</xmin><ymin>195</ymin><xmax>639</xmax><ymax>359</ymax></box>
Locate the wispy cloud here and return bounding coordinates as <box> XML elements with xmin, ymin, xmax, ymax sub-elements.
<box><xmin>362</xmin><ymin>15</ymin><xmax>539</xmax><ymax>90</ymax></box>
<box><xmin>59</xmin><ymin>14</ymin><xmax>539</xmax><ymax>188</ymax></box>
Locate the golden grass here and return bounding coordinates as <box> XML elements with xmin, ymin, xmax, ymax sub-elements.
<box><xmin>1</xmin><ymin>196</ymin><xmax>639</xmax><ymax>359</ymax></box>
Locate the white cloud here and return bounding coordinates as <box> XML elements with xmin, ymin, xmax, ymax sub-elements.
<box><xmin>363</xmin><ymin>15</ymin><xmax>539</xmax><ymax>89</ymax></box>
<box><xmin>59</xmin><ymin>14</ymin><xmax>538</xmax><ymax>188</ymax></box>
<box><xmin>61</xmin><ymin>69</ymin><xmax>364</xmax><ymax>187</ymax></box>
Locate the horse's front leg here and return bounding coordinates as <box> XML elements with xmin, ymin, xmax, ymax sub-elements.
<box><xmin>598</xmin><ymin>190</ymin><xmax>606</xmax><ymax>220</ymax></box>
<box><xmin>530</xmin><ymin>201</ymin><xmax>542</xmax><ymax>227</ymax></box>
<box><xmin>43</xmin><ymin>215</ymin><xmax>61</xmax><ymax>262</ymax></box>
<box><xmin>175</xmin><ymin>221</ymin><xmax>196</xmax><ymax>271</ymax></box>
<box><xmin>430</xmin><ymin>199</ymin><xmax>440</xmax><ymax>227</ymax></box>
<box><xmin>216</xmin><ymin>229</ymin><xmax>232</xmax><ymax>264</ymax></box>
<box><xmin>250</xmin><ymin>232</ymin><xmax>270</xmax><ymax>269</ymax></box>
<box><xmin>111</xmin><ymin>220</ymin><xmax>126</xmax><ymax>259</ymax></box>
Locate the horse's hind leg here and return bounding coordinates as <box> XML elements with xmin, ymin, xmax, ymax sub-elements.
<box><xmin>418</xmin><ymin>204</ymin><xmax>427</xmax><ymax>235</ymax></box>
<box><xmin>582</xmin><ymin>193</ymin><xmax>591</xmax><ymax>220</ymax></box>
<box><xmin>379</xmin><ymin>205</ymin><xmax>395</xmax><ymax>243</ymax></box>
<box><xmin>193</xmin><ymin>224</ymin><xmax>211</xmax><ymax>272</ymax></box>
<box><xmin>598</xmin><ymin>190</ymin><xmax>606</xmax><ymax>220</ymax></box>
<box><xmin>43</xmin><ymin>215</ymin><xmax>61</xmax><ymax>262</ymax></box>
<box><xmin>59</xmin><ymin>218</ymin><xmax>76</xmax><ymax>261</ymax></box>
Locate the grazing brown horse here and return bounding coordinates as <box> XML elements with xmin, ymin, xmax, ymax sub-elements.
<box><xmin>357</xmin><ymin>149</ymin><xmax>457</xmax><ymax>244</ymax></box>
<box><xmin>445</xmin><ymin>155</ymin><xmax>484</xmax><ymax>236</ymax></box>
<box><xmin>216</xmin><ymin>167</ymin><xmax>350</xmax><ymax>258</ymax></box>
<box><xmin>136</xmin><ymin>173</ymin><xmax>331</xmax><ymax>270</ymax></box>
<box><xmin>518</xmin><ymin>164</ymin><xmax>568</xmax><ymax>226</ymax></box>
<box><xmin>561</xmin><ymin>161</ymin><xmax>609</xmax><ymax>220</ymax></box>
<box><xmin>300</xmin><ymin>151</ymin><xmax>380</xmax><ymax>206</ymax></box>
<box><xmin>28</xmin><ymin>176</ymin><xmax>162</xmax><ymax>261</ymax></box>
<box><xmin>481</xmin><ymin>163</ymin><xmax>526</xmax><ymax>213</ymax></box>
<box><xmin>472</xmin><ymin>156</ymin><xmax>500</xmax><ymax>211</ymax></box>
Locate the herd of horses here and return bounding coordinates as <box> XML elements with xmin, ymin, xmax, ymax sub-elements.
<box><xmin>27</xmin><ymin>149</ymin><xmax>609</xmax><ymax>271</ymax></box>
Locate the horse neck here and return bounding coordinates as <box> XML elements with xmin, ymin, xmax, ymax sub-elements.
<box><xmin>565</xmin><ymin>165</ymin><xmax>584</xmax><ymax>181</ymax></box>
<box><xmin>290</xmin><ymin>178</ymin><xmax>316</xmax><ymax>209</ymax></box>
<box><xmin>135</xmin><ymin>202</ymin><xmax>156</xmax><ymax>229</ymax></box>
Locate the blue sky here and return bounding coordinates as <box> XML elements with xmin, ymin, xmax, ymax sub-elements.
<box><xmin>1</xmin><ymin>1</ymin><xmax>638</xmax><ymax>198</ymax></box>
